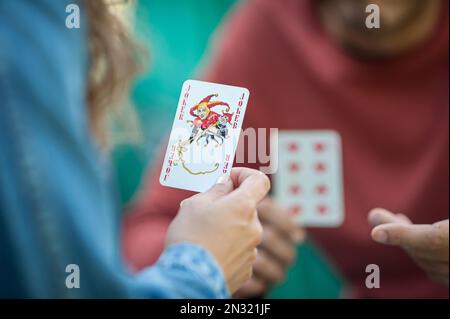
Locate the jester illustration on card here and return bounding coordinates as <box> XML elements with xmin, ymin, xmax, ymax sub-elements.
<box><xmin>188</xmin><ymin>94</ymin><xmax>234</xmax><ymax>147</ymax></box>
<box><xmin>160</xmin><ymin>80</ymin><xmax>249</xmax><ymax>193</ymax></box>
<box><xmin>177</xmin><ymin>94</ymin><xmax>234</xmax><ymax>175</ymax></box>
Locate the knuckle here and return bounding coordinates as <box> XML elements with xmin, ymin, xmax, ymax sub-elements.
<box><xmin>428</xmin><ymin>231</ymin><xmax>445</xmax><ymax>250</ymax></box>
<box><xmin>211</xmin><ymin>183</ymin><xmax>229</xmax><ymax>196</ymax></box>
<box><xmin>179</xmin><ymin>198</ymin><xmax>194</xmax><ymax>210</ymax></box>
<box><xmin>239</xmin><ymin>198</ymin><xmax>255</xmax><ymax>213</ymax></box>
<box><xmin>251</xmin><ymin>223</ymin><xmax>263</xmax><ymax>246</ymax></box>
<box><xmin>256</xmin><ymin>173</ymin><xmax>271</xmax><ymax>194</ymax></box>
<box><xmin>184</xmin><ymin>195</ymin><xmax>201</xmax><ymax>206</ymax></box>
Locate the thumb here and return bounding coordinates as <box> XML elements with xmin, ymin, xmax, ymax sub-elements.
<box><xmin>202</xmin><ymin>174</ymin><xmax>234</xmax><ymax>200</ymax></box>
<box><xmin>371</xmin><ymin>223</ymin><xmax>434</xmax><ymax>249</ymax></box>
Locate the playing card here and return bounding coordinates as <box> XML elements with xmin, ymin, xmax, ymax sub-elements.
<box><xmin>160</xmin><ymin>80</ymin><xmax>249</xmax><ymax>192</ymax></box>
<box><xmin>273</xmin><ymin>131</ymin><xmax>345</xmax><ymax>227</ymax></box>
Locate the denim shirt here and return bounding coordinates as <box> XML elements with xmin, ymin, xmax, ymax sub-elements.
<box><xmin>0</xmin><ymin>0</ymin><xmax>229</xmax><ymax>298</ymax></box>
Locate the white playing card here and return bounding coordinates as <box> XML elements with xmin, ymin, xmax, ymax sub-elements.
<box><xmin>160</xmin><ymin>80</ymin><xmax>249</xmax><ymax>192</ymax></box>
<box><xmin>273</xmin><ymin>130</ymin><xmax>345</xmax><ymax>227</ymax></box>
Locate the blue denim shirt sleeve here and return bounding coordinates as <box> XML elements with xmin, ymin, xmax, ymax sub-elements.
<box><xmin>0</xmin><ymin>0</ymin><xmax>229</xmax><ymax>298</ymax></box>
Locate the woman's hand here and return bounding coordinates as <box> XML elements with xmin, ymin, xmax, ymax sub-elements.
<box><xmin>165</xmin><ymin>168</ymin><xmax>271</xmax><ymax>294</ymax></box>
<box><xmin>369</xmin><ymin>208</ymin><xmax>449</xmax><ymax>286</ymax></box>
<box><xmin>234</xmin><ymin>197</ymin><xmax>305</xmax><ymax>298</ymax></box>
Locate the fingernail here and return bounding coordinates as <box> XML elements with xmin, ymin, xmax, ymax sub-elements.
<box><xmin>373</xmin><ymin>230</ymin><xmax>388</xmax><ymax>243</ymax></box>
<box><xmin>216</xmin><ymin>174</ymin><xmax>230</xmax><ymax>184</ymax></box>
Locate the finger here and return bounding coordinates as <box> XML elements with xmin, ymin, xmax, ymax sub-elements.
<box><xmin>221</xmin><ymin>168</ymin><xmax>271</xmax><ymax>210</ymax></box>
<box><xmin>233</xmin><ymin>277</ymin><xmax>267</xmax><ymax>299</ymax></box>
<box><xmin>368</xmin><ymin>208</ymin><xmax>411</xmax><ymax>228</ymax></box>
<box><xmin>259</xmin><ymin>198</ymin><xmax>305</xmax><ymax>243</ymax></box>
<box><xmin>261</xmin><ymin>227</ymin><xmax>297</xmax><ymax>267</ymax></box>
<box><xmin>253</xmin><ymin>250</ymin><xmax>286</xmax><ymax>285</ymax></box>
<box><xmin>371</xmin><ymin>223</ymin><xmax>439</xmax><ymax>250</ymax></box>
<box><xmin>195</xmin><ymin>174</ymin><xmax>234</xmax><ymax>202</ymax></box>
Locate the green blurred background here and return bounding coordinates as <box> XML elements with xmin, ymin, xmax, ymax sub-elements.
<box><xmin>113</xmin><ymin>0</ymin><xmax>344</xmax><ymax>299</ymax></box>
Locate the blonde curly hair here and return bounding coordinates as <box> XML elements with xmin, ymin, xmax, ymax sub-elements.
<box><xmin>84</xmin><ymin>0</ymin><xmax>142</xmax><ymax>146</ymax></box>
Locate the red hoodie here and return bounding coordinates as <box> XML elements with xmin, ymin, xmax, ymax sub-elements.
<box><xmin>123</xmin><ymin>0</ymin><xmax>449</xmax><ymax>298</ymax></box>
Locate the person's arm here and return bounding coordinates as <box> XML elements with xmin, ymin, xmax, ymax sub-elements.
<box><xmin>122</xmin><ymin>152</ymin><xmax>195</xmax><ymax>271</ymax></box>
<box><xmin>0</xmin><ymin>0</ymin><xmax>229</xmax><ymax>298</ymax></box>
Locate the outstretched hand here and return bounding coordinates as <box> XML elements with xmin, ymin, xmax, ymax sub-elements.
<box><xmin>369</xmin><ymin>208</ymin><xmax>449</xmax><ymax>286</ymax></box>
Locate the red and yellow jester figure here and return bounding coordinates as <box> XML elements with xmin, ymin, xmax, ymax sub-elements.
<box><xmin>189</xmin><ymin>94</ymin><xmax>230</xmax><ymax>130</ymax></box>
<box><xmin>178</xmin><ymin>94</ymin><xmax>234</xmax><ymax>175</ymax></box>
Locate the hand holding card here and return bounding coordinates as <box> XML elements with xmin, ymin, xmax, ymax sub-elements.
<box><xmin>160</xmin><ymin>80</ymin><xmax>249</xmax><ymax>193</ymax></box>
<box><xmin>165</xmin><ymin>167</ymin><xmax>270</xmax><ymax>294</ymax></box>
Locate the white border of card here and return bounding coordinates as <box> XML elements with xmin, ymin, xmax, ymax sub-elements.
<box><xmin>273</xmin><ymin>130</ymin><xmax>345</xmax><ymax>227</ymax></box>
<box><xmin>159</xmin><ymin>79</ymin><xmax>250</xmax><ymax>193</ymax></box>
